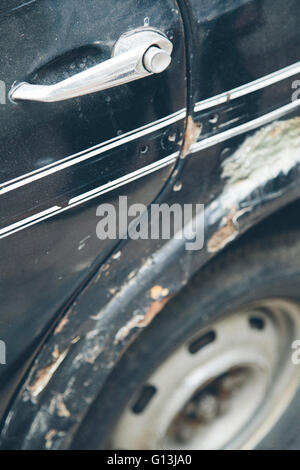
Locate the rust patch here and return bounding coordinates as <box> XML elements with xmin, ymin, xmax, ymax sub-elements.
<box><xmin>114</xmin><ymin>296</ymin><xmax>171</xmax><ymax>344</ymax></box>
<box><xmin>27</xmin><ymin>348</ymin><xmax>69</xmax><ymax>398</ymax></box>
<box><xmin>207</xmin><ymin>208</ymin><xmax>249</xmax><ymax>253</ymax></box>
<box><xmin>140</xmin><ymin>297</ymin><xmax>170</xmax><ymax>326</ymax></box>
<box><xmin>150</xmin><ymin>285</ymin><xmax>169</xmax><ymax>300</ymax></box>
<box><xmin>182</xmin><ymin>116</ymin><xmax>202</xmax><ymax>158</ymax></box>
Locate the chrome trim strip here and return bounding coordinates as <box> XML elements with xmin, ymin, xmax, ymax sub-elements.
<box><xmin>194</xmin><ymin>62</ymin><xmax>300</xmax><ymax>113</ymax></box>
<box><xmin>190</xmin><ymin>99</ymin><xmax>300</xmax><ymax>154</ymax></box>
<box><xmin>0</xmin><ymin>206</ymin><xmax>61</xmax><ymax>236</ymax></box>
<box><xmin>0</xmin><ymin>108</ymin><xmax>186</xmax><ymax>195</ymax></box>
<box><xmin>0</xmin><ymin>152</ymin><xmax>178</xmax><ymax>239</ymax></box>
<box><xmin>3</xmin><ymin>98</ymin><xmax>300</xmax><ymax>239</ymax></box>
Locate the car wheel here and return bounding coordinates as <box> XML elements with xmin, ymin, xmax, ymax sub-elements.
<box><xmin>72</xmin><ymin>224</ymin><xmax>300</xmax><ymax>450</ymax></box>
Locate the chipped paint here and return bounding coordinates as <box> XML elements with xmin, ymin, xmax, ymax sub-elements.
<box><xmin>150</xmin><ymin>285</ymin><xmax>169</xmax><ymax>300</ymax></box>
<box><xmin>114</xmin><ymin>315</ymin><xmax>144</xmax><ymax>344</ymax></box>
<box><xmin>140</xmin><ymin>297</ymin><xmax>170</xmax><ymax>326</ymax></box>
<box><xmin>55</xmin><ymin>394</ymin><xmax>71</xmax><ymax>418</ymax></box>
<box><xmin>181</xmin><ymin>116</ymin><xmax>202</xmax><ymax>158</ymax></box>
<box><xmin>52</xmin><ymin>346</ymin><xmax>60</xmax><ymax>360</ymax></box>
<box><xmin>128</xmin><ymin>270</ymin><xmax>136</xmax><ymax>280</ymax></box>
<box><xmin>112</xmin><ymin>251</ymin><xmax>122</xmax><ymax>260</ymax></box>
<box><xmin>72</xmin><ymin>342</ymin><xmax>103</xmax><ymax>366</ymax></box>
<box><xmin>54</xmin><ymin>314</ymin><xmax>70</xmax><ymax>335</ymax></box>
<box><xmin>173</xmin><ymin>181</ymin><xmax>182</xmax><ymax>192</ymax></box>
<box><xmin>84</xmin><ymin>344</ymin><xmax>103</xmax><ymax>364</ymax></box>
<box><xmin>27</xmin><ymin>348</ymin><xmax>69</xmax><ymax>398</ymax></box>
<box><xmin>207</xmin><ymin>208</ymin><xmax>250</xmax><ymax>253</ymax></box>
<box><xmin>45</xmin><ymin>429</ymin><xmax>57</xmax><ymax>450</ymax></box>
<box><xmin>114</xmin><ymin>296</ymin><xmax>170</xmax><ymax>344</ymax></box>
<box><xmin>71</xmin><ymin>336</ymin><xmax>80</xmax><ymax>344</ymax></box>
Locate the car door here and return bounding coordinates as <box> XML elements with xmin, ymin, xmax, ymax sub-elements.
<box><xmin>184</xmin><ymin>0</ymin><xmax>300</xmax><ymax>151</ymax></box>
<box><xmin>0</xmin><ymin>0</ymin><xmax>186</xmax><ymax>417</ymax></box>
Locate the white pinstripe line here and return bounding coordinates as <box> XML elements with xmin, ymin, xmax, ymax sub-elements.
<box><xmin>0</xmin><ymin>152</ymin><xmax>178</xmax><ymax>239</ymax></box>
<box><xmin>194</xmin><ymin>62</ymin><xmax>300</xmax><ymax>113</ymax></box>
<box><xmin>0</xmin><ymin>108</ymin><xmax>186</xmax><ymax>195</ymax></box>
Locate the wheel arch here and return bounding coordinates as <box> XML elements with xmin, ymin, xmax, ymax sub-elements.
<box><xmin>2</xmin><ymin>117</ymin><xmax>300</xmax><ymax>449</ymax></box>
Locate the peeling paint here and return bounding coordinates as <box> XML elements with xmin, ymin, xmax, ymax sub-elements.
<box><xmin>221</xmin><ymin>118</ymin><xmax>300</xmax><ymax>209</ymax></box>
<box><xmin>181</xmin><ymin>116</ymin><xmax>202</xmax><ymax>158</ymax></box>
<box><xmin>55</xmin><ymin>394</ymin><xmax>71</xmax><ymax>418</ymax></box>
<box><xmin>140</xmin><ymin>297</ymin><xmax>170</xmax><ymax>326</ymax></box>
<box><xmin>207</xmin><ymin>208</ymin><xmax>249</xmax><ymax>253</ymax></box>
<box><xmin>207</xmin><ymin>118</ymin><xmax>300</xmax><ymax>253</ymax></box>
<box><xmin>114</xmin><ymin>296</ymin><xmax>170</xmax><ymax>344</ymax></box>
<box><xmin>114</xmin><ymin>314</ymin><xmax>144</xmax><ymax>344</ymax></box>
<box><xmin>27</xmin><ymin>348</ymin><xmax>69</xmax><ymax>398</ymax></box>
<box><xmin>72</xmin><ymin>343</ymin><xmax>103</xmax><ymax>366</ymax></box>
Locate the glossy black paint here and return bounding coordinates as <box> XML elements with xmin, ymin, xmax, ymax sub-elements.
<box><xmin>0</xmin><ymin>0</ymin><xmax>185</xmax><ymax>181</ymax></box>
<box><xmin>0</xmin><ymin>0</ymin><xmax>186</xmax><ymax>420</ymax></box>
<box><xmin>1</xmin><ymin>0</ymin><xmax>300</xmax><ymax>450</ymax></box>
<box><xmin>182</xmin><ymin>0</ymin><xmax>300</xmax><ymax>107</ymax></box>
<box><xmin>0</xmin><ymin>125</ymin><xmax>182</xmax><ymax>230</ymax></box>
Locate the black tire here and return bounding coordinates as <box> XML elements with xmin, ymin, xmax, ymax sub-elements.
<box><xmin>72</xmin><ymin>221</ymin><xmax>300</xmax><ymax>450</ymax></box>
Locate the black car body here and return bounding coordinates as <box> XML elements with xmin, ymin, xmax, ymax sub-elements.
<box><xmin>1</xmin><ymin>0</ymin><xmax>300</xmax><ymax>449</ymax></box>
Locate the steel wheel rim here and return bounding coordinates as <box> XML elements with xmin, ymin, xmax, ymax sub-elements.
<box><xmin>111</xmin><ymin>299</ymin><xmax>300</xmax><ymax>450</ymax></box>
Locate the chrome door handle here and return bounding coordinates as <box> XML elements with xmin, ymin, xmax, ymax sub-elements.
<box><xmin>10</xmin><ymin>29</ymin><xmax>173</xmax><ymax>103</ymax></box>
